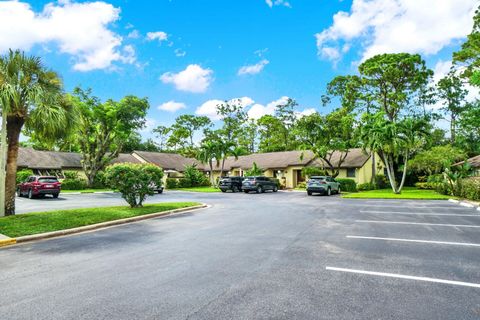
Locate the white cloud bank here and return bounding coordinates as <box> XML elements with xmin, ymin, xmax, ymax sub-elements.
<box><xmin>157</xmin><ymin>101</ymin><xmax>187</xmax><ymax>113</ymax></box>
<box><xmin>265</xmin><ymin>0</ymin><xmax>291</xmax><ymax>8</ymax></box>
<box><xmin>316</xmin><ymin>0</ymin><xmax>477</xmax><ymax>63</ymax></box>
<box><xmin>0</xmin><ymin>0</ymin><xmax>135</xmax><ymax>71</ymax></box>
<box><xmin>238</xmin><ymin>59</ymin><xmax>269</xmax><ymax>75</ymax></box>
<box><xmin>195</xmin><ymin>96</ymin><xmax>315</xmax><ymax>121</ymax></box>
<box><xmin>146</xmin><ymin>31</ymin><xmax>168</xmax><ymax>42</ymax></box>
<box><xmin>160</xmin><ymin>64</ymin><xmax>213</xmax><ymax>93</ymax></box>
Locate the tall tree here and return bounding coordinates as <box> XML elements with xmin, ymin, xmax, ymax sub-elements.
<box><xmin>457</xmin><ymin>101</ymin><xmax>480</xmax><ymax>156</ymax></box>
<box><xmin>0</xmin><ymin>50</ymin><xmax>76</xmax><ymax>215</ymax></box>
<box><xmin>152</xmin><ymin>125</ymin><xmax>171</xmax><ymax>152</ymax></box>
<box><xmin>437</xmin><ymin>71</ymin><xmax>468</xmax><ymax>144</ymax></box>
<box><xmin>355</xmin><ymin>53</ymin><xmax>433</xmax><ymax>193</ymax></box>
<box><xmin>295</xmin><ymin>108</ymin><xmax>357</xmax><ymax>177</ymax></box>
<box><xmin>72</xmin><ymin>87</ymin><xmax>149</xmax><ymax>187</ymax></box>
<box><xmin>216</xmin><ymin>99</ymin><xmax>248</xmax><ymax>143</ymax></box>
<box><xmin>453</xmin><ymin>5</ymin><xmax>480</xmax><ymax>86</ymax></box>
<box><xmin>197</xmin><ymin>140</ymin><xmax>221</xmax><ymax>186</ymax></box>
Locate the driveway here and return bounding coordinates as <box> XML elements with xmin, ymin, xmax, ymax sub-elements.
<box><xmin>1</xmin><ymin>192</ymin><xmax>480</xmax><ymax>319</ymax></box>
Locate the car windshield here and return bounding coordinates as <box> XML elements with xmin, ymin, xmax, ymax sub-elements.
<box><xmin>309</xmin><ymin>177</ymin><xmax>325</xmax><ymax>182</ymax></box>
<box><xmin>38</xmin><ymin>177</ymin><xmax>58</xmax><ymax>183</ymax></box>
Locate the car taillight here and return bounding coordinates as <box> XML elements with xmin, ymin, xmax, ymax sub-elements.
<box><xmin>320</xmin><ymin>181</ymin><xmax>327</xmax><ymax>184</ymax></box>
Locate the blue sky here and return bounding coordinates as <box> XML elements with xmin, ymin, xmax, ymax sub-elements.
<box><xmin>0</xmin><ymin>0</ymin><xmax>477</xmax><ymax>138</ymax></box>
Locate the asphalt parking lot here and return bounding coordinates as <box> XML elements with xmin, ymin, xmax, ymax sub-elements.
<box><xmin>2</xmin><ymin>191</ymin><xmax>480</xmax><ymax>319</ymax></box>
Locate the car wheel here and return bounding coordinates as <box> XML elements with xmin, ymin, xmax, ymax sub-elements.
<box><xmin>257</xmin><ymin>186</ymin><xmax>263</xmax><ymax>194</ymax></box>
<box><xmin>337</xmin><ymin>187</ymin><xmax>341</xmax><ymax>194</ymax></box>
<box><xmin>233</xmin><ymin>186</ymin><xmax>239</xmax><ymax>193</ymax></box>
<box><xmin>221</xmin><ymin>189</ymin><xmax>226</xmax><ymax>193</ymax></box>
<box><xmin>244</xmin><ymin>190</ymin><xmax>249</xmax><ymax>194</ymax></box>
<box><xmin>327</xmin><ymin>188</ymin><xmax>331</xmax><ymax>196</ymax></box>
<box><xmin>17</xmin><ymin>188</ymin><xmax>22</xmax><ymax>197</ymax></box>
<box><xmin>158</xmin><ymin>189</ymin><xmax>163</xmax><ymax>194</ymax></box>
<box><xmin>307</xmin><ymin>191</ymin><xmax>312</xmax><ymax>196</ymax></box>
<box><xmin>53</xmin><ymin>193</ymin><xmax>59</xmax><ymax>199</ymax></box>
<box><xmin>28</xmin><ymin>189</ymin><xmax>34</xmax><ymax>199</ymax></box>
<box><xmin>273</xmin><ymin>186</ymin><xmax>278</xmax><ymax>192</ymax></box>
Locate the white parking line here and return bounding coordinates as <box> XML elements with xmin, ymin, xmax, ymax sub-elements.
<box><xmin>360</xmin><ymin>210</ymin><xmax>480</xmax><ymax>217</ymax></box>
<box><xmin>346</xmin><ymin>235</ymin><xmax>480</xmax><ymax>247</ymax></box>
<box><xmin>325</xmin><ymin>267</ymin><xmax>480</xmax><ymax>288</ymax></box>
<box><xmin>359</xmin><ymin>205</ymin><xmax>468</xmax><ymax>210</ymax></box>
<box><xmin>355</xmin><ymin>220</ymin><xmax>480</xmax><ymax>228</ymax></box>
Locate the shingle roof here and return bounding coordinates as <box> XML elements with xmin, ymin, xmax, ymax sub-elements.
<box><xmin>455</xmin><ymin>155</ymin><xmax>480</xmax><ymax>168</ymax></box>
<box><xmin>212</xmin><ymin>150</ymin><xmax>316</xmax><ymax>171</ymax></box>
<box><xmin>132</xmin><ymin>151</ymin><xmax>202</xmax><ymax>172</ymax></box>
<box><xmin>308</xmin><ymin>148</ymin><xmax>371</xmax><ymax>169</ymax></box>
<box><xmin>111</xmin><ymin>153</ymin><xmax>142</xmax><ymax>164</ymax></box>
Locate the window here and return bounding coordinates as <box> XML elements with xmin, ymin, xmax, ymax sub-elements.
<box><xmin>347</xmin><ymin>168</ymin><xmax>356</xmax><ymax>178</ymax></box>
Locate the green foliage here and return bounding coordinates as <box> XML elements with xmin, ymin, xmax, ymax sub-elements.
<box><xmin>121</xmin><ymin>132</ymin><xmax>159</xmax><ymax>153</ymax></box>
<box><xmin>457</xmin><ymin>101</ymin><xmax>480</xmax><ymax>156</ymax></box>
<box><xmin>456</xmin><ymin>178</ymin><xmax>480</xmax><ymax>201</ymax></box>
<box><xmin>336</xmin><ymin>178</ymin><xmax>357</xmax><ymax>192</ymax></box>
<box><xmin>414</xmin><ymin>182</ymin><xmax>438</xmax><ymax>190</ymax></box>
<box><xmin>357</xmin><ymin>182</ymin><xmax>376</xmax><ymax>191</ymax></box>
<box><xmin>296</xmin><ymin>182</ymin><xmax>306</xmax><ymax>189</ymax></box>
<box><xmin>16</xmin><ymin>169</ymin><xmax>33</xmax><ymax>184</ymax></box>
<box><xmin>104</xmin><ymin>163</ymin><xmax>163</xmax><ymax>207</ymax></box>
<box><xmin>166</xmin><ymin>178</ymin><xmax>178</xmax><ymax>189</ymax></box>
<box><xmin>408</xmin><ymin>145</ymin><xmax>467</xmax><ymax>176</ymax></box>
<box><xmin>302</xmin><ymin>167</ymin><xmax>327</xmax><ymax>177</ymax></box>
<box><xmin>72</xmin><ymin>87</ymin><xmax>149</xmax><ymax>187</ymax></box>
<box><xmin>61</xmin><ymin>178</ymin><xmax>88</xmax><ymax>190</ymax></box>
<box><xmin>177</xmin><ymin>178</ymin><xmax>192</xmax><ymax>188</ymax></box>
<box><xmin>183</xmin><ymin>164</ymin><xmax>210</xmax><ymax>187</ymax></box>
<box><xmin>374</xmin><ymin>174</ymin><xmax>389</xmax><ymax>189</ymax></box>
<box><xmin>63</xmin><ymin>170</ymin><xmax>80</xmax><ymax>180</ymax></box>
<box><xmin>245</xmin><ymin>162</ymin><xmax>263</xmax><ymax>176</ymax></box>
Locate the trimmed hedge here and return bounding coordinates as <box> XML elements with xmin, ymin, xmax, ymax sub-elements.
<box><xmin>456</xmin><ymin>178</ymin><xmax>480</xmax><ymax>201</ymax></box>
<box><xmin>16</xmin><ymin>169</ymin><xmax>33</xmax><ymax>184</ymax></box>
<box><xmin>357</xmin><ymin>182</ymin><xmax>375</xmax><ymax>191</ymax></box>
<box><xmin>61</xmin><ymin>178</ymin><xmax>88</xmax><ymax>190</ymax></box>
<box><xmin>336</xmin><ymin>178</ymin><xmax>357</xmax><ymax>192</ymax></box>
<box><xmin>166</xmin><ymin>178</ymin><xmax>178</xmax><ymax>189</ymax></box>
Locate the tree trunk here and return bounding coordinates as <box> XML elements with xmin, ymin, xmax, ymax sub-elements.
<box><xmin>397</xmin><ymin>151</ymin><xmax>409</xmax><ymax>193</ymax></box>
<box><xmin>5</xmin><ymin>115</ymin><xmax>24</xmax><ymax>216</ymax></box>
<box><xmin>450</xmin><ymin>114</ymin><xmax>456</xmax><ymax>145</ymax></box>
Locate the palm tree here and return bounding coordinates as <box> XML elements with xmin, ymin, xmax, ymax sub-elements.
<box><xmin>0</xmin><ymin>50</ymin><xmax>75</xmax><ymax>215</ymax></box>
<box><xmin>218</xmin><ymin>140</ymin><xmax>243</xmax><ymax>177</ymax></box>
<box><xmin>197</xmin><ymin>141</ymin><xmax>221</xmax><ymax>186</ymax></box>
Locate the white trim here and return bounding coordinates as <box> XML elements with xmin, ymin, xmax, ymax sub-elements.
<box><xmin>355</xmin><ymin>220</ymin><xmax>480</xmax><ymax>228</ymax></box>
<box><xmin>359</xmin><ymin>210</ymin><xmax>479</xmax><ymax>217</ymax></box>
<box><xmin>346</xmin><ymin>235</ymin><xmax>480</xmax><ymax>247</ymax></box>
<box><xmin>325</xmin><ymin>267</ymin><xmax>480</xmax><ymax>288</ymax></box>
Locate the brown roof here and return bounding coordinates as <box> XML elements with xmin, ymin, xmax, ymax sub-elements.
<box><xmin>212</xmin><ymin>150</ymin><xmax>317</xmax><ymax>171</ymax></box>
<box><xmin>111</xmin><ymin>153</ymin><xmax>142</xmax><ymax>164</ymax></box>
<box><xmin>132</xmin><ymin>151</ymin><xmax>202</xmax><ymax>172</ymax></box>
<box><xmin>308</xmin><ymin>148</ymin><xmax>371</xmax><ymax>169</ymax></box>
<box><xmin>455</xmin><ymin>155</ymin><xmax>480</xmax><ymax>168</ymax></box>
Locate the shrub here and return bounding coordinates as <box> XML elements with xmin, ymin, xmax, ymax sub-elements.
<box><xmin>244</xmin><ymin>162</ymin><xmax>263</xmax><ymax>176</ymax></box>
<box><xmin>16</xmin><ymin>169</ymin><xmax>33</xmax><ymax>184</ymax></box>
<box><xmin>177</xmin><ymin>178</ymin><xmax>192</xmax><ymax>188</ymax></box>
<box><xmin>104</xmin><ymin>163</ymin><xmax>164</xmax><ymax>207</ymax></box>
<box><xmin>63</xmin><ymin>170</ymin><xmax>80</xmax><ymax>180</ymax></box>
<box><xmin>374</xmin><ymin>175</ymin><xmax>389</xmax><ymax>189</ymax></box>
<box><xmin>456</xmin><ymin>178</ymin><xmax>480</xmax><ymax>201</ymax></box>
<box><xmin>183</xmin><ymin>164</ymin><xmax>209</xmax><ymax>187</ymax></box>
<box><xmin>336</xmin><ymin>178</ymin><xmax>357</xmax><ymax>192</ymax></box>
<box><xmin>92</xmin><ymin>171</ymin><xmax>106</xmax><ymax>189</ymax></box>
<box><xmin>296</xmin><ymin>182</ymin><xmax>306</xmax><ymax>189</ymax></box>
<box><xmin>357</xmin><ymin>182</ymin><xmax>376</xmax><ymax>191</ymax></box>
<box><xmin>166</xmin><ymin>178</ymin><xmax>178</xmax><ymax>189</ymax></box>
<box><xmin>415</xmin><ymin>182</ymin><xmax>439</xmax><ymax>190</ymax></box>
<box><xmin>61</xmin><ymin>178</ymin><xmax>88</xmax><ymax>190</ymax></box>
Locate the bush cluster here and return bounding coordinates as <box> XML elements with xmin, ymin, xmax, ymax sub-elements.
<box><xmin>415</xmin><ymin>182</ymin><xmax>438</xmax><ymax>190</ymax></box>
<box><xmin>357</xmin><ymin>182</ymin><xmax>375</xmax><ymax>191</ymax></box>
<box><xmin>336</xmin><ymin>178</ymin><xmax>357</xmax><ymax>192</ymax></box>
<box><xmin>437</xmin><ymin>177</ymin><xmax>480</xmax><ymax>201</ymax></box>
<box><xmin>302</xmin><ymin>167</ymin><xmax>327</xmax><ymax>177</ymax></box>
<box><xmin>104</xmin><ymin>163</ymin><xmax>164</xmax><ymax>207</ymax></box>
<box><xmin>296</xmin><ymin>181</ymin><xmax>306</xmax><ymax>189</ymax></box>
<box><xmin>60</xmin><ymin>171</ymin><xmax>88</xmax><ymax>190</ymax></box>
<box><xmin>16</xmin><ymin>169</ymin><xmax>33</xmax><ymax>184</ymax></box>
<box><xmin>165</xmin><ymin>165</ymin><xmax>210</xmax><ymax>189</ymax></box>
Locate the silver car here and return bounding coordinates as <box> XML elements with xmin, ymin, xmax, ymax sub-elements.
<box><xmin>306</xmin><ymin>176</ymin><xmax>341</xmax><ymax>196</ymax></box>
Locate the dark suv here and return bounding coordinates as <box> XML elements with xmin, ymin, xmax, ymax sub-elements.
<box><xmin>17</xmin><ymin>176</ymin><xmax>61</xmax><ymax>199</ymax></box>
<box><xmin>219</xmin><ymin>176</ymin><xmax>244</xmax><ymax>193</ymax></box>
<box><xmin>242</xmin><ymin>176</ymin><xmax>278</xmax><ymax>193</ymax></box>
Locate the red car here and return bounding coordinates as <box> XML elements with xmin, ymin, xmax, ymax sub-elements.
<box><xmin>17</xmin><ymin>176</ymin><xmax>61</xmax><ymax>199</ymax></box>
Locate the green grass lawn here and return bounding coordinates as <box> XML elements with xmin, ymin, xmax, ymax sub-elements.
<box><xmin>0</xmin><ymin>202</ymin><xmax>200</xmax><ymax>238</ymax></box>
<box><xmin>342</xmin><ymin>187</ymin><xmax>453</xmax><ymax>200</ymax></box>
<box><xmin>61</xmin><ymin>188</ymin><xmax>113</xmax><ymax>193</ymax></box>
<box><xmin>170</xmin><ymin>187</ymin><xmax>221</xmax><ymax>193</ymax></box>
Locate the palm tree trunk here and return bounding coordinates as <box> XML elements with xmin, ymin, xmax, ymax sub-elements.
<box><xmin>5</xmin><ymin>115</ymin><xmax>24</xmax><ymax>215</ymax></box>
<box><xmin>397</xmin><ymin>151</ymin><xmax>409</xmax><ymax>193</ymax></box>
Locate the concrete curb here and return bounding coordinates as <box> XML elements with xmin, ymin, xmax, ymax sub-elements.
<box><xmin>1</xmin><ymin>204</ymin><xmax>208</xmax><ymax>248</ymax></box>
<box><xmin>449</xmin><ymin>198</ymin><xmax>479</xmax><ymax>211</ymax></box>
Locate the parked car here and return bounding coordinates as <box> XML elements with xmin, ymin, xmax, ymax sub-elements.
<box><xmin>306</xmin><ymin>176</ymin><xmax>340</xmax><ymax>196</ymax></box>
<box><xmin>242</xmin><ymin>176</ymin><xmax>278</xmax><ymax>193</ymax></box>
<box><xmin>219</xmin><ymin>176</ymin><xmax>244</xmax><ymax>193</ymax></box>
<box><xmin>17</xmin><ymin>176</ymin><xmax>62</xmax><ymax>199</ymax></box>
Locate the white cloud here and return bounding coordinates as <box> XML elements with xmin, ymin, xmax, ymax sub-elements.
<box><xmin>158</xmin><ymin>101</ymin><xmax>187</xmax><ymax>112</ymax></box>
<box><xmin>160</xmin><ymin>64</ymin><xmax>213</xmax><ymax>93</ymax></box>
<box><xmin>296</xmin><ymin>108</ymin><xmax>316</xmax><ymax>118</ymax></box>
<box><xmin>316</xmin><ymin>0</ymin><xmax>477</xmax><ymax>63</ymax></box>
<box><xmin>0</xmin><ymin>1</ymin><xmax>135</xmax><ymax>71</ymax></box>
<box><xmin>247</xmin><ymin>96</ymin><xmax>290</xmax><ymax>119</ymax></box>
<box><xmin>127</xmin><ymin>29</ymin><xmax>140</xmax><ymax>39</ymax></box>
<box><xmin>174</xmin><ymin>48</ymin><xmax>186</xmax><ymax>57</ymax></box>
<box><xmin>265</xmin><ymin>0</ymin><xmax>291</xmax><ymax>8</ymax></box>
<box><xmin>238</xmin><ymin>59</ymin><xmax>270</xmax><ymax>75</ymax></box>
<box><xmin>146</xmin><ymin>31</ymin><xmax>168</xmax><ymax>42</ymax></box>
<box><xmin>195</xmin><ymin>97</ymin><xmax>255</xmax><ymax>120</ymax></box>
<box><xmin>139</xmin><ymin>118</ymin><xmax>157</xmax><ymax>134</ymax></box>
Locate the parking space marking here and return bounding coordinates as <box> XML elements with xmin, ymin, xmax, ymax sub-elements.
<box><xmin>360</xmin><ymin>210</ymin><xmax>480</xmax><ymax>217</ymax></box>
<box><xmin>325</xmin><ymin>267</ymin><xmax>480</xmax><ymax>288</ymax></box>
<box><xmin>359</xmin><ymin>205</ymin><xmax>468</xmax><ymax>210</ymax></box>
<box><xmin>347</xmin><ymin>236</ymin><xmax>480</xmax><ymax>247</ymax></box>
<box><xmin>355</xmin><ymin>220</ymin><xmax>480</xmax><ymax>228</ymax></box>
